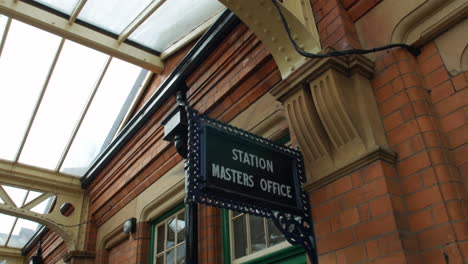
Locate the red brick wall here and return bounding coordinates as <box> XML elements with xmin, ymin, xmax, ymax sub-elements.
<box><xmin>310</xmin><ymin>0</ymin><xmax>361</xmax><ymax>50</ymax></box>
<box><xmin>312</xmin><ymin>160</ymin><xmax>409</xmax><ymax>263</ymax></box>
<box><xmin>340</xmin><ymin>0</ymin><xmax>382</xmax><ymax>21</ymax></box>
<box><xmin>372</xmin><ymin>44</ymin><xmax>467</xmax><ymax>262</ymax></box>
<box><xmin>198</xmin><ymin>205</ymin><xmax>223</xmax><ymax>264</ymax></box>
<box><xmin>87</xmin><ymin>23</ymin><xmax>281</xmax><ymax>264</ymax></box>
<box><xmin>308</xmin><ymin>0</ymin><xmax>467</xmax><ymax>263</ymax></box>
<box><xmin>108</xmin><ymin>238</ymin><xmax>137</xmax><ymax>264</ymax></box>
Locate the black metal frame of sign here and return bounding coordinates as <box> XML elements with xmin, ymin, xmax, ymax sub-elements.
<box><xmin>185</xmin><ymin>107</ymin><xmax>319</xmax><ymax>263</ymax></box>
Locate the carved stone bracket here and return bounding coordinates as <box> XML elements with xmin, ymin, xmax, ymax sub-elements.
<box><xmin>271</xmin><ymin>49</ymin><xmax>396</xmax><ymax>187</ymax></box>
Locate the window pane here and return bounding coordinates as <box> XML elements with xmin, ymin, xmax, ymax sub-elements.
<box><xmin>233</xmin><ymin>215</ymin><xmax>248</xmax><ymax>259</ymax></box>
<box><xmin>0</xmin><ymin>20</ymin><xmax>61</xmax><ymax>161</ymax></box>
<box><xmin>33</xmin><ymin>0</ymin><xmax>79</xmax><ymax>15</ymax></box>
<box><xmin>3</xmin><ymin>185</ymin><xmax>28</xmax><ymax>207</ymax></box>
<box><xmin>176</xmin><ymin>244</ymin><xmax>185</xmax><ymax>264</ymax></box>
<box><xmin>60</xmin><ymin>59</ymin><xmax>142</xmax><ymax>176</ymax></box>
<box><xmin>128</xmin><ymin>0</ymin><xmax>225</xmax><ymax>52</ymax></box>
<box><xmin>19</xmin><ymin>40</ymin><xmax>107</xmax><ymax>170</ymax></box>
<box><xmin>156</xmin><ymin>224</ymin><xmax>165</xmax><ymax>253</ymax></box>
<box><xmin>167</xmin><ymin>217</ymin><xmax>176</xmax><ymax>249</ymax></box>
<box><xmin>156</xmin><ymin>256</ymin><xmax>164</xmax><ymax>264</ymax></box>
<box><xmin>267</xmin><ymin>218</ymin><xmax>285</xmax><ymax>247</ymax></box>
<box><xmin>249</xmin><ymin>216</ymin><xmax>266</xmax><ymax>253</ymax></box>
<box><xmin>177</xmin><ymin>212</ymin><xmax>185</xmax><ymax>243</ymax></box>
<box><xmin>78</xmin><ymin>0</ymin><xmax>154</xmax><ymax>34</ymax></box>
<box><xmin>7</xmin><ymin>218</ymin><xmax>39</xmax><ymax>248</ymax></box>
<box><xmin>0</xmin><ymin>214</ymin><xmax>16</xmax><ymax>246</ymax></box>
<box><xmin>166</xmin><ymin>249</ymin><xmax>175</xmax><ymax>264</ymax></box>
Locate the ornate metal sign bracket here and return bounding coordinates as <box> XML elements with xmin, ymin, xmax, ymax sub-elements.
<box><xmin>184</xmin><ymin>106</ymin><xmax>319</xmax><ymax>263</ymax></box>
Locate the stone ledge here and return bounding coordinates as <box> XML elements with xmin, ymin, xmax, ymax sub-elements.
<box><xmin>303</xmin><ymin>147</ymin><xmax>396</xmax><ymax>193</ymax></box>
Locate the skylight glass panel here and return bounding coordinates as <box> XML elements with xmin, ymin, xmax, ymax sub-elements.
<box><xmin>0</xmin><ymin>214</ymin><xmax>15</xmax><ymax>246</ymax></box>
<box><xmin>61</xmin><ymin>59</ymin><xmax>142</xmax><ymax>176</ymax></box>
<box><xmin>7</xmin><ymin>218</ymin><xmax>39</xmax><ymax>248</ymax></box>
<box><xmin>33</xmin><ymin>0</ymin><xmax>79</xmax><ymax>15</ymax></box>
<box><xmin>0</xmin><ymin>20</ymin><xmax>61</xmax><ymax>161</ymax></box>
<box><xmin>31</xmin><ymin>196</ymin><xmax>55</xmax><ymax>214</ymax></box>
<box><xmin>128</xmin><ymin>0</ymin><xmax>225</xmax><ymax>52</ymax></box>
<box><xmin>25</xmin><ymin>191</ymin><xmax>43</xmax><ymax>205</ymax></box>
<box><xmin>19</xmin><ymin>40</ymin><xmax>108</xmax><ymax>170</ymax></box>
<box><xmin>78</xmin><ymin>0</ymin><xmax>153</xmax><ymax>35</ymax></box>
<box><xmin>3</xmin><ymin>185</ymin><xmax>28</xmax><ymax>207</ymax></box>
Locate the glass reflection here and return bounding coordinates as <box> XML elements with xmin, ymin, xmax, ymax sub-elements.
<box><xmin>267</xmin><ymin>218</ymin><xmax>284</xmax><ymax>247</ymax></box>
<box><xmin>249</xmin><ymin>216</ymin><xmax>266</xmax><ymax>253</ymax></box>
<box><xmin>0</xmin><ymin>214</ymin><xmax>16</xmax><ymax>246</ymax></box>
<box><xmin>157</xmin><ymin>225</ymin><xmax>165</xmax><ymax>253</ymax></box>
<box><xmin>176</xmin><ymin>244</ymin><xmax>185</xmax><ymax>264</ymax></box>
<box><xmin>128</xmin><ymin>0</ymin><xmax>225</xmax><ymax>51</ymax></box>
<box><xmin>78</xmin><ymin>0</ymin><xmax>153</xmax><ymax>34</ymax></box>
<box><xmin>233</xmin><ymin>215</ymin><xmax>247</xmax><ymax>259</ymax></box>
<box><xmin>166</xmin><ymin>249</ymin><xmax>175</xmax><ymax>264</ymax></box>
<box><xmin>177</xmin><ymin>212</ymin><xmax>185</xmax><ymax>243</ymax></box>
<box><xmin>167</xmin><ymin>217</ymin><xmax>176</xmax><ymax>249</ymax></box>
<box><xmin>7</xmin><ymin>218</ymin><xmax>39</xmax><ymax>248</ymax></box>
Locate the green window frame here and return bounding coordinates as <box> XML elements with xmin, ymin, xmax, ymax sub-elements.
<box><xmin>222</xmin><ymin>209</ymin><xmax>305</xmax><ymax>264</ymax></box>
<box><xmin>150</xmin><ymin>203</ymin><xmax>186</xmax><ymax>264</ymax></box>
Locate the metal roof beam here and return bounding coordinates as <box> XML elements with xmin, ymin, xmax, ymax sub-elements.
<box><xmin>69</xmin><ymin>0</ymin><xmax>87</xmax><ymax>24</ymax></box>
<box><xmin>0</xmin><ymin>0</ymin><xmax>164</xmax><ymax>73</ymax></box>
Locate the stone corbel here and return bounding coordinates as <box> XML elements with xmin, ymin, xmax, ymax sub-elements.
<box><xmin>270</xmin><ymin>49</ymin><xmax>396</xmax><ymax>191</ymax></box>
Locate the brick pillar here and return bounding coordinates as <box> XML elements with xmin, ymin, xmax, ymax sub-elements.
<box><xmin>136</xmin><ymin>222</ymin><xmax>151</xmax><ymax>264</ymax></box>
<box><xmin>372</xmin><ymin>46</ymin><xmax>467</xmax><ymax>263</ymax></box>
<box><xmin>198</xmin><ymin>205</ymin><xmax>223</xmax><ymax>264</ymax></box>
<box><xmin>310</xmin><ymin>0</ymin><xmax>361</xmax><ymax>50</ymax></box>
<box><xmin>311</xmin><ymin>160</ymin><xmax>410</xmax><ymax>263</ymax></box>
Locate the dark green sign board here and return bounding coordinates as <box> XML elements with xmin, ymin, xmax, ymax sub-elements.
<box><xmin>201</xmin><ymin>124</ymin><xmax>303</xmax><ymax>214</ymax></box>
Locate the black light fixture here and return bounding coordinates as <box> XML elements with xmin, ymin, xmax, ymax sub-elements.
<box><xmin>31</xmin><ymin>239</ymin><xmax>44</xmax><ymax>264</ymax></box>
<box><xmin>162</xmin><ymin>91</ymin><xmax>188</xmax><ymax>158</ymax></box>
<box><xmin>123</xmin><ymin>217</ymin><xmax>137</xmax><ymax>234</ymax></box>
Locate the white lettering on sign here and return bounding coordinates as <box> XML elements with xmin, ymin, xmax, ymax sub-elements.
<box><xmin>211</xmin><ymin>163</ymin><xmax>293</xmax><ymax>199</ymax></box>
<box><xmin>212</xmin><ymin>163</ymin><xmax>255</xmax><ymax>187</ymax></box>
<box><xmin>259</xmin><ymin>178</ymin><xmax>292</xmax><ymax>198</ymax></box>
<box><xmin>232</xmin><ymin>148</ymin><xmax>274</xmax><ymax>173</ymax></box>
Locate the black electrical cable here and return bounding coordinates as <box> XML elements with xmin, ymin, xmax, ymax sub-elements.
<box><xmin>271</xmin><ymin>0</ymin><xmax>421</xmax><ymax>57</ymax></box>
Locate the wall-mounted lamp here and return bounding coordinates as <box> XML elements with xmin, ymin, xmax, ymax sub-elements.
<box><xmin>162</xmin><ymin>91</ymin><xmax>188</xmax><ymax>158</ymax></box>
<box><xmin>123</xmin><ymin>218</ymin><xmax>137</xmax><ymax>234</ymax></box>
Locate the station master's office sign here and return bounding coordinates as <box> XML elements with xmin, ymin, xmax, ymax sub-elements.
<box><xmin>185</xmin><ymin>112</ymin><xmax>307</xmax><ymax>216</ymax></box>
<box><xmin>185</xmin><ymin>110</ymin><xmax>319</xmax><ymax>263</ymax></box>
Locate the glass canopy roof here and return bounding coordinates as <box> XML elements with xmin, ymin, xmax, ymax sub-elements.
<box><xmin>0</xmin><ymin>0</ymin><xmax>226</xmax><ymax>254</ymax></box>
<box><xmin>0</xmin><ymin>17</ymin><xmax>145</xmax><ymax>176</ymax></box>
<box><xmin>31</xmin><ymin>0</ymin><xmax>225</xmax><ymax>53</ymax></box>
